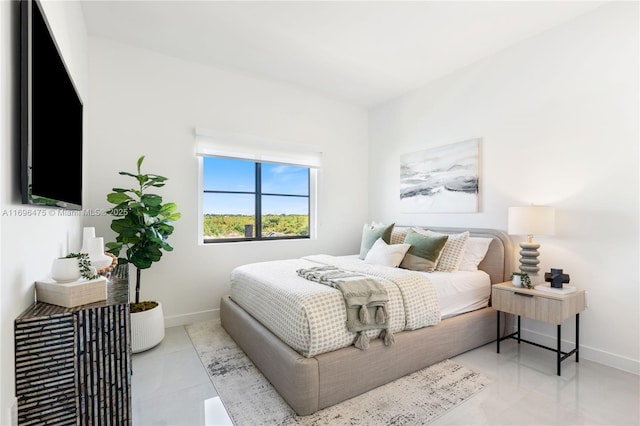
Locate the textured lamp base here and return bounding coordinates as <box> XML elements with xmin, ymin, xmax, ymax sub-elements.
<box><xmin>518</xmin><ymin>241</ymin><xmax>540</xmax><ymax>273</ymax></box>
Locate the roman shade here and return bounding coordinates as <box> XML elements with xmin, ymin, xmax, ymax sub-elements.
<box><xmin>195</xmin><ymin>127</ymin><xmax>322</xmax><ymax>168</ymax></box>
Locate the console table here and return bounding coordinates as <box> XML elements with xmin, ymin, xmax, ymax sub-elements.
<box><xmin>14</xmin><ymin>273</ymin><xmax>131</xmax><ymax>425</ymax></box>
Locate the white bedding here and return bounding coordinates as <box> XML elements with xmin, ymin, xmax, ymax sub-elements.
<box><xmin>229</xmin><ymin>254</ymin><xmax>487</xmax><ymax>358</ymax></box>
<box><xmin>423</xmin><ymin>270</ymin><xmax>491</xmax><ymax>318</ymax></box>
<box><xmin>311</xmin><ymin>255</ymin><xmax>491</xmax><ymax>318</ymax></box>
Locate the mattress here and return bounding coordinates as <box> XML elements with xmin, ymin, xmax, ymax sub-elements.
<box><xmin>229</xmin><ymin>254</ymin><xmax>487</xmax><ymax>358</ymax></box>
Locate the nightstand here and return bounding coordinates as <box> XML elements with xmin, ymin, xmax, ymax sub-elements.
<box><xmin>492</xmin><ymin>281</ymin><xmax>586</xmax><ymax>375</ymax></box>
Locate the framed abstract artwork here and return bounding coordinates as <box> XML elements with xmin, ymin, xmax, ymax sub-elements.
<box><xmin>400</xmin><ymin>138</ymin><xmax>480</xmax><ymax>213</ymax></box>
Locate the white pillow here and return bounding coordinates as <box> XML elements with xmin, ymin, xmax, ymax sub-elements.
<box><xmin>458</xmin><ymin>237</ymin><xmax>493</xmax><ymax>271</ymax></box>
<box><xmin>364</xmin><ymin>238</ymin><xmax>411</xmax><ymax>268</ymax></box>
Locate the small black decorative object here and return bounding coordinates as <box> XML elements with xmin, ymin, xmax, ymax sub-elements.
<box><xmin>545</xmin><ymin>268</ymin><xmax>570</xmax><ymax>289</ymax></box>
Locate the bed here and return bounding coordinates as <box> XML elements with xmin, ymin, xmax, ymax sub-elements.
<box><xmin>220</xmin><ymin>226</ymin><xmax>514</xmax><ymax>416</ymax></box>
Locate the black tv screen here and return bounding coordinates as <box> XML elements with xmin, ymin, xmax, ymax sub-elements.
<box><xmin>21</xmin><ymin>0</ymin><xmax>83</xmax><ymax>209</ymax></box>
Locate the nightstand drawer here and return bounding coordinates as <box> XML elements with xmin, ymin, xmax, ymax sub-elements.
<box><xmin>492</xmin><ymin>287</ymin><xmax>536</xmax><ymax>317</ymax></box>
<box><xmin>492</xmin><ymin>282</ymin><xmax>586</xmax><ymax>325</ymax></box>
<box><xmin>536</xmin><ymin>296</ymin><xmax>584</xmax><ymax>323</ymax></box>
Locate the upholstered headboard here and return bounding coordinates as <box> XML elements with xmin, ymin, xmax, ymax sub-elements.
<box><xmin>396</xmin><ymin>226</ymin><xmax>513</xmax><ymax>284</ymax></box>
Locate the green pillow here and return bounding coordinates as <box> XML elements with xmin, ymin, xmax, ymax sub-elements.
<box><xmin>400</xmin><ymin>229</ymin><xmax>449</xmax><ymax>272</ymax></box>
<box><xmin>359</xmin><ymin>223</ymin><xmax>394</xmax><ymax>260</ymax></box>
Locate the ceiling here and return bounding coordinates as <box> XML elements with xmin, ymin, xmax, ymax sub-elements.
<box><xmin>80</xmin><ymin>1</ymin><xmax>607</xmax><ymax>108</ymax></box>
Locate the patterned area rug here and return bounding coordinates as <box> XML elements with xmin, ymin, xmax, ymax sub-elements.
<box><xmin>186</xmin><ymin>320</ymin><xmax>490</xmax><ymax>426</ymax></box>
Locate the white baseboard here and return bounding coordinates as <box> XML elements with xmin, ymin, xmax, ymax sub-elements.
<box><xmin>520</xmin><ymin>327</ymin><xmax>639</xmax><ymax>375</ymax></box>
<box><xmin>163</xmin><ymin>309</ymin><xmax>219</xmax><ymax>328</ymax></box>
<box><xmin>11</xmin><ymin>397</ymin><xmax>18</xmax><ymax>426</ymax></box>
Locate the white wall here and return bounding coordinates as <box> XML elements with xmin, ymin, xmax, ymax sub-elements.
<box><xmin>369</xmin><ymin>2</ymin><xmax>639</xmax><ymax>374</ymax></box>
<box><xmin>0</xmin><ymin>0</ymin><xmax>88</xmax><ymax>423</ymax></box>
<box><xmin>84</xmin><ymin>37</ymin><xmax>369</xmax><ymax>326</ymax></box>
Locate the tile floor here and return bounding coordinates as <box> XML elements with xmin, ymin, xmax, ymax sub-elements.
<box><xmin>132</xmin><ymin>325</ymin><xmax>639</xmax><ymax>426</ymax></box>
<box><xmin>131</xmin><ymin>326</ymin><xmax>233</xmax><ymax>425</ymax></box>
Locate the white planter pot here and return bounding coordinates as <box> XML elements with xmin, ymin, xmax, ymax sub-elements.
<box><xmin>51</xmin><ymin>257</ymin><xmax>82</xmax><ymax>283</ymax></box>
<box><xmin>131</xmin><ymin>302</ymin><xmax>165</xmax><ymax>353</ymax></box>
<box><xmin>512</xmin><ymin>276</ymin><xmax>523</xmax><ymax>287</ymax></box>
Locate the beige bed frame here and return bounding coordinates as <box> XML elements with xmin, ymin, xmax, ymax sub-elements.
<box><xmin>220</xmin><ymin>227</ymin><xmax>514</xmax><ymax>416</ymax></box>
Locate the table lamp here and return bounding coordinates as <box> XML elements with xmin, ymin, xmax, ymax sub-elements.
<box><xmin>508</xmin><ymin>205</ymin><xmax>555</xmax><ymax>274</ymax></box>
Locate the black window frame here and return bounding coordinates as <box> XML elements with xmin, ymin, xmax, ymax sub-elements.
<box><xmin>203</xmin><ymin>159</ymin><xmax>311</xmax><ymax>243</ymax></box>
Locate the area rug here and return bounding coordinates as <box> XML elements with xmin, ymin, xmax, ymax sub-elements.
<box><xmin>186</xmin><ymin>320</ymin><xmax>490</xmax><ymax>426</ymax></box>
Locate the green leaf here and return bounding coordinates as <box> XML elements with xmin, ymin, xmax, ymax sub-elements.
<box><xmin>142</xmin><ymin>194</ymin><xmax>162</xmax><ymax>207</ymax></box>
<box><xmin>147</xmin><ymin>174</ymin><xmax>167</xmax><ymax>181</ymax></box>
<box><xmin>137</xmin><ymin>174</ymin><xmax>149</xmax><ymax>187</ymax></box>
<box><xmin>132</xmin><ymin>258</ymin><xmax>153</xmax><ymax>270</ymax></box>
<box><xmin>160</xmin><ymin>202</ymin><xmax>178</xmax><ymax>215</ymax></box>
<box><xmin>105</xmin><ymin>241</ymin><xmax>122</xmax><ymax>250</ymax></box>
<box><xmin>159</xmin><ymin>240</ymin><xmax>174</xmax><ymax>251</ymax></box>
<box><xmin>105</xmin><ymin>242</ymin><xmax>123</xmax><ymax>257</ymax></box>
<box><xmin>165</xmin><ymin>212</ymin><xmax>181</xmax><ymax>222</ymax></box>
<box><xmin>136</xmin><ymin>156</ymin><xmax>145</xmax><ymax>172</ymax></box>
<box><xmin>147</xmin><ymin>175</ymin><xmax>167</xmax><ymax>187</ymax></box>
<box><xmin>110</xmin><ymin>218</ymin><xmax>139</xmax><ymax>234</ymax></box>
<box><xmin>107</xmin><ymin>192</ymin><xmax>133</xmax><ymax>205</ymax></box>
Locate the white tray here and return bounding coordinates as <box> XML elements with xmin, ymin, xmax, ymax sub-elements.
<box><xmin>534</xmin><ymin>284</ymin><xmax>576</xmax><ymax>294</ymax></box>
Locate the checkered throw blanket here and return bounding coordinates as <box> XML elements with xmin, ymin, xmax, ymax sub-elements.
<box><xmin>296</xmin><ymin>265</ymin><xmax>393</xmax><ymax>350</ymax></box>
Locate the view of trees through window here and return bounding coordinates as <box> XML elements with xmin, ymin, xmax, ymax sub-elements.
<box><xmin>202</xmin><ymin>157</ymin><xmax>310</xmax><ymax>242</ymax></box>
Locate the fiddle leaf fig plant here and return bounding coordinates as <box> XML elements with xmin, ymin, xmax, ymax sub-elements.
<box><xmin>105</xmin><ymin>156</ymin><xmax>181</xmax><ymax>307</ymax></box>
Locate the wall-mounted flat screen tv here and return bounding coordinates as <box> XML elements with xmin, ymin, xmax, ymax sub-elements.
<box><xmin>21</xmin><ymin>0</ymin><xmax>83</xmax><ymax>210</ymax></box>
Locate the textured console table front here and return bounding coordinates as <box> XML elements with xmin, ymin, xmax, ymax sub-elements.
<box><xmin>15</xmin><ymin>276</ymin><xmax>131</xmax><ymax>425</ymax></box>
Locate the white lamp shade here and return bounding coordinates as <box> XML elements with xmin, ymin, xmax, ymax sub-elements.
<box><xmin>508</xmin><ymin>206</ymin><xmax>555</xmax><ymax>236</ymax></box>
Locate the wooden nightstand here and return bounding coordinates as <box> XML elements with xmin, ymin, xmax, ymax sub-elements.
<box><xmin>492</xmin><ymin>281</ymin><xmax>586</xmax><ymax>375</ymax></box>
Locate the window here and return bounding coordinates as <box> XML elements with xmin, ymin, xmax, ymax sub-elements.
<box><xmin>196</xmin><ymin>128</ymin><xmax>320</xmax><ymax>243</ymax></box>
<box><xmin>202</xmin><ymin>157</ymin><xmax>312</xmax><ymax>242</ymax></box>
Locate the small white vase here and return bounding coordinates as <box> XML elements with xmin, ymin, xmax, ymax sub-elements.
<box><xmin>80</xmin><ymin>227</ymin><xmax>96</xmax><ymax>254</ymax></box>
<box><xmin>87</xmin><ymin>237</ymin><xmax>112</xmax><ymax>270</ymax></box>
<box><xmin>51</xmin><ymin>257</ymin><xmax>82</xmax><ymax>283</ymax></box>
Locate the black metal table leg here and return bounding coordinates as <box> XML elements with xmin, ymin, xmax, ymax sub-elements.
<box><xmin>517</xmin><ymin>316</ymin><xmax>521</xmax><ymax>343</ymax></box>
<box><xmin>557</xmin><ymin>324</ymin><xmax>562</xmax><ymax>376</ymax></box>
<box><xmin>497</xmin><ymin>311</ymin><xmax>500</xmax><ymax>353</ymax></box>
<box><xmin>576</xmin><ymin>313</ymin><xmax>580</xmax><ymax>363</ymax></box>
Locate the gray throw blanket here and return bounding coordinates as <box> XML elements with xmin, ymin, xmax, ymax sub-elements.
<box><xmin>296</xmin><ymin>265</ymin><xmax>394</xmax><ymax>350</ymax></box>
